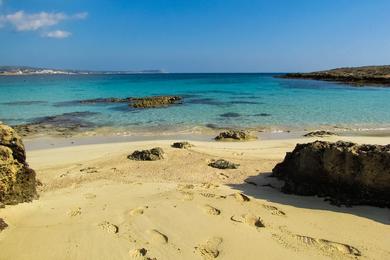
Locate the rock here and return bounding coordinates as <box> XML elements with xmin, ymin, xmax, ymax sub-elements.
<box><xmin>0</xmin><ymin>123</ymin><xmax>37</xmax><ymax>205</ymax></box>
<box><xmin>209</xmin><ymin>159</ymin><xmax>239</xmax><ymax>169</ymax></box>
<box><xmin>13</xmin><ymin>111</ymin><xmax>98</xmax><ymax>137</ymax></box>
<box><xmin>131</xmin><ymin>96</ymin><xmax>182</xmax><ymax>108</ymax></box>
<box><xmin>171</xmin><ymin>141</ymin><xmax>193</xmax><ymax>149</ymax></box>
<box><xmin>220</xmin><ymin>112</ymin><xmax>241</xmax><ymax>118</ymax></box>
<box><xmin>80</xmin><ymin>97</ymin><xmax>133</xmax><ymax>104</ymax></box>
<box><xmin>272</xmin><ymin>141</ymin><xmax>390</xmax><ymax>207</ymax></box>
<box><xmin>303</xmin><ymin>131</ymin><xmax>337</xmax><ymax>137</ymax></box>
<box><xmin>280</xmin><ymin>65</ymin><xmax>390</xmax><ymax>86</ymax></box>
<box><xmin>215</xmin><ymin>130</ymin><xmax>257</xmax><ymax>141</ymax></box>
<box><xmin>128</xmin><ymin>147</ymin><xmax>164</xmax><ymax>161</ymax></box>
<box><xmin>0</xmin><ymin>218</ymin><xmax>8</xmax><ymax>231</ymax></box>
<box><xmin>0</xmin><ymin>123</ymin><xmax>26</xmax><ymax>163</ymax></box>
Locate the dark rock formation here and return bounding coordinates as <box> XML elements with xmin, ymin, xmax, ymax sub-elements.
<box><xmin>215</xmin><ymin>130</ymin><xmax>257</xmax><ymax>141</ymax></box>
<box><xmin>0</xmin><ymin>123</ymin><xmax>37</xmax><ymax>205</ymax></box>
<box><xmin>0</xmin><ymin>218</ymin><xmax>7</xmax><ymax>231</ymax></box>
<box><xmin>220</xmin><ymin>112</ymin><xmax>241</xmax><ymax>118</ymax></box>
<box><xmin>128</xmin><ymin>147</ymin><xmax>165</xmax><ymax>161</ymax></box>
<box><xmin>209</xmin><ymin>159</ymin><xmax>239</xmax><ymax>169</ymax></box>
<box><xmin>79</xmin><ymin>97</ymin><xmax>133</xmax><ymax>104</ymax></box>
<box><xmin>280</xmin><ymin>65</ymin><xmax>390</xmax><ymax>86</ymax></box>
<box><xmin>13</xmin><ymin>111</ymin><xmax>98</xmax><ymax>137</ymax></box>
<box><xmin>171</xmin><ymin>142</ymin><xmax>193</xmax><ymax>149</ymax></box>
<box><xmin>272</xmin><ymin>141</ymin><xmax>390</xmax><ymax>207</ymax></box>
<box><xmin>131</xmin><ymin>96</ymin><xmax>182</xmax><ymax>108</ymax></box>
<box><xmin>303</xmin><ymin>131</ymin><xmax>337</xmax><ymax>137</ymax></box>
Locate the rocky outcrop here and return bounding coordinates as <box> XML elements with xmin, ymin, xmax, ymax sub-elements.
<box><xmin>272</xmin><ymin>141</ymin><xmax>390</xmax><ymax>207</ymax></box>
<box><xmin>131</xmin><ymin>96</ymin><xmax>182</xmax><ymax>108</ymax></box>
<box><xmin>0</xmin><ymin>123</ymin><xmax>37</xmax><ymax>205</ymax></box>
<box><xmin>280</xmin><ymin>65</ymin><xmax>390</xmax><ymax>86</ymax></box>
<box><xmin>303</xmin><ymin>131</ymin><xmax>337</xmax><ymax>137</ymax></box>
<box><xmin>209</xmin><ymin>159</ymin><xmax>239</xmax><ymax>169</ymax></box>
<box><xmin>128</xmin><ymin>147</ymin><xmax>165</xmax><ymax>161</ymax></box>
<box><xmin>215</xmin><ymin>130</ymin><xmax>257</xmax><ymax>141</ymax></box>
<box><xmin>171</xmin><ymin>142</ymin><xmax>193</xmax><ymax>149</ymax></box>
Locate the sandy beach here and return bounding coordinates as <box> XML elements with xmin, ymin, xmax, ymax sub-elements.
<box><xmin>1</xmin><ymin>135</ymin><xmax>389</xmax><ymax>260</ymax></box>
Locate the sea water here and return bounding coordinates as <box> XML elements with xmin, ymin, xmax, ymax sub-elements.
<box><xmin>1</xmin><ymin>73</ymin><xmax>390</xmax><ymax>133</ymax></box>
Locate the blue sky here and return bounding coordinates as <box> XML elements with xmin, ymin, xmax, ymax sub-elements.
<box><xmin>0</xmin><ymin>0</ymin><xmax>390</xmax><ymax>72</ymax></box>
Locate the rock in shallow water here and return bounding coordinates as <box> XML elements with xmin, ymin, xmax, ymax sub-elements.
<box><xmin>131</xmin><ymin>96</ymin><xmax>182</xmax><ymax>108</ymax></box>
<box><xmin>272</xmin><ymin>141</ymin><xmax>390</xmax><ymax>207</ymax></box>
<box><xmin>215</xmin><ymin>130</ymin><xmax>257</xmax><ymax>141</ymax></box>
<box><xmin>0</xmin><ymin>123</ymin><xmax>37</xmax><ymax>205</ymax></box>
<box><xmin>303</xmin><ymin>131</ymin><xmax>337</xmax><ymax>137</ymax></box>
<box><xmin>128</xmin><ymin>147</ymin><xmax>165</xmax><ymax>161</ymax></box>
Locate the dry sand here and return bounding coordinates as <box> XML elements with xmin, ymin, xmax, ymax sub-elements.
<box><xmin>0</xmin><ymin>135</ymin><xmax>390</xmax><ymax>260</ymax></box>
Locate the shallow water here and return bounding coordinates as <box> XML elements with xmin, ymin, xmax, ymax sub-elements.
<box><xmin>1</xmin><ymin>73</ymin><xmax>390</xmax><ymax>133</ymax></box>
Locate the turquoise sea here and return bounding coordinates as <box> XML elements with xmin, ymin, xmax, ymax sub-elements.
<box><xmin>1</xmin><ymin>73</ymin><xmax>390</xmax><ymax>134</ymax></box>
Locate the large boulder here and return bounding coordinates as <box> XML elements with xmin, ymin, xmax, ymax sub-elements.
<box><xmin>131</xmin><ymin>96</ymin><xmax>182</xmax><ymax>108</ymax></box>
<box><xmin>215</xmin><ymin>130</ymin><xmax>257</xmax><ymax>141</ymax></box>
<box><xmin>272</xmin><ymin>141</ymin><xmax>390</xmax><ymax>207</ymax></box>
<box><xmin>0</xmin><ymin>123</ymin><xmax>37</xmax><ymax>205</ymax></box>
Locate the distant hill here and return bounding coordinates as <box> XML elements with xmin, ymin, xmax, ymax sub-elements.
<box><xmin>281</xmin><ymin>65</ymin><xmax>390</xmax><ymax>86</ymax></box>
<box><xmin>0</xmin><ymin>66</ymin><xmax>166</xmax><ymax>75</ymax></box>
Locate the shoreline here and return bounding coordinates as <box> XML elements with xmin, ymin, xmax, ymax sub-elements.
<box><xmin>22</xmin><ymin>126</ymin><xmax>390</xmax><ymax>151</ymax></box>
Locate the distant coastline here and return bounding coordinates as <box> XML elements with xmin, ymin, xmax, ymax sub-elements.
<box><xmin>0</xmin><ymin>66</ymin><xmax>166</xmax><ymax>76</ymax></box>
<box><xmin>280</xmin><ymin>65</ymin><xmax>390</xmax><ymax>86</ymax></box>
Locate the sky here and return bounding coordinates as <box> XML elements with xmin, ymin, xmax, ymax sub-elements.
<box><xmin>0</xmin><ymin>0</ymin><xmax>390</xmax><ymax>72</ymax></box>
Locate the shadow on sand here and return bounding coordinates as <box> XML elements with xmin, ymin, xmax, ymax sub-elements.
<box><xmin>228</xmin><ymin>172</ymin><xmax>390</xmax><ymax>225</ymax></box>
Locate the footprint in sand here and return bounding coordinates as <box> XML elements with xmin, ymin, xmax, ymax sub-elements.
<box><xmin>196</xmin><ymin>237</ymin><xmax>223</xmax><ymax>259</ymax></box>
<box><xmin>130</xmin><ymin>206</ymin><xmax>149</xmax><ymax>216</ymax></box>
<box><xmin>98</xmin><ymin>221</ymin><xmax>119</xmax><ymax>234</ymax></box>
<box><xmin>147</xmin><ymin>229</ymin><xmax>168</xmax><ymax>244</ymax></box>
<box><xmin>294</xmin><ymin>234</ymin><xmax>361</xmax><ymax>257</ymax></box>
<box><xmin>84</xmin><ymin>193</ymin><xmax>97</xmax><ymax>199</ymax></box>
<box><xmin>79</xmin><ymin>167</ymin><xmax>98</xmax><ymax>173</ymax></box>
<box><xmin>232</xmin><ymin>193</ymin><xmax>250</xmax><ymax>202</ymax></box>
<box><xmin>262</xmin><ymin>204</ymin><xmax>286</xmax><ymax>216</ymax></box>
<box><xmin>181</xmin><ymin>191</ymin><xmax>194</xmax><ymax>201</ymax></box>
<box><xmin>218</xmin><ymin>172</ymin><xmax>229</xmax><ymax>180</ymax></box>
<box><xmin>177</xmin><ymin>184</ymin><xmax>195</xmax><ymax>190</ymax></box>
<box><xmin>230</xmin><ymin>213</ymin><xmax>265</xmax><ymax>228</ymax></box>
<box><xmin>203</xmin><ymin>205</ymin><xmax>221</xmax><ymax>216</ymax></box>
<box><xmin>200</xmin><ymin>183</ymin><xmax>219</xmax><ymax>189</ymax></box>
<box><xmin>129</xmin><ymin>248</ymin><xmax>156</xmax><ymax>260</ymax></box>
<box><xmin>68</xmin><ymin>207</ymin><xmax>82</xmax><ymax>217</ymax></box>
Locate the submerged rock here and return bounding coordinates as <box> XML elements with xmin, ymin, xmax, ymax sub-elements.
<box><xmin>215</xmin><ymin>130</ymin><xmax>257</xmax><ymax>141</ymax></box>
<box><xmin>80</xmin><ymin>97</ymin><xmax>133</xmax><ymax>104</ymax></box>
<box><xmin>209</xmin><ymin>159</ymin><xmax>239</xmax><ymax>169</ymax></box>
<box><xmin>220</xmin><ymin>112</ymin><xmax>241</xmax><ymax>118</ymax></box>
<box><xmin>131</xmin><ymin>96</ymin><xmax>182</xmax><ymax>108</ymax></box>
<box><xmin>0</xmin><ymin>123</ymin><xmax>37</xmax><ymax>205</ymax></box>
<box><xmin>171</xmin><ymin>141</ymin><xmax>193</xmax><ymax>149</ymax></box>
<box><xmin>303</xmin><ymin>131</ymin><xmax>337</xmax><ymax>137</ymax></box>
<box><xmin>272</xmin><ymin>141</ymin><xmax>390</xmax><ymax>207</ymax></box>
<box><xmin>128</xmin><ymin>147</ymin><xmax>165</xmax><ymax>161</ymax></box>
<box><xmin>13</xmin><ymin>111</ymin><xmax>98</xmax><ymax>137</ymax></box>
